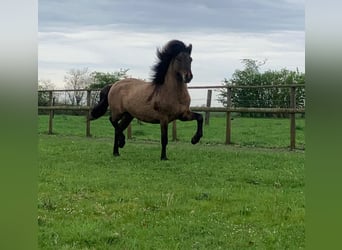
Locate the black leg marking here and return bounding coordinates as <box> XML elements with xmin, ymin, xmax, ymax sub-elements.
<box><xmin>178</xmin><ymin>112</ymin><xmax>203</xmax><ymax>144</ymax></box>
<box><xmin>109</xmin><ymin>114</ymin><xmax>133</xmax><ymax>157</ymax></box>
<box><xmin>113</xmin><ymin>129</ymin><xmax>120</xmax><ymax>156</ymax></box>
<box><xmin>191</xmin><ymin>112</ymin><xmax>203</xmax><ymax>144</ymax></box>
<box><xmin>117</xmin><ymin>113</ymin><xmax>133</xmax><ymax>148</ymax></box>
<box><xmin>109</xmin><ymin>116</ymin><xmax>121</xmax><ymax>156</ymax></box>
<box><xmin>118</xmin><ymin>133</ymin><xmax>126</xmax><ymax>148</ymax></box>
<box><xmin>160</xmin><ymin>121</ymin><xmax>169</xmax><ymax>160</ymax></box>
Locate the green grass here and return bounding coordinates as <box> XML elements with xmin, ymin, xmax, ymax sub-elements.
<box><xmin>38</xmin><ymin>114</ymin><xmax>305</xmax><ymax>150</ymax></box>
<box><xmin>38</xmin><ymin>115</ymin><xmax>305</xmax><ymax>249</ymax></box>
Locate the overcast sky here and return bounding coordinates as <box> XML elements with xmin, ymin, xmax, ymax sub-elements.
<box><xmin>39</xmin><ymin>0</ymin><xmax>305</xmax><ymax>95</ymax></box>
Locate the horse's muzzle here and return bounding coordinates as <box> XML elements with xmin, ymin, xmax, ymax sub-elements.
<box><xmin>183</xmin><ymin>71</ymin><xmax>193</xmax><ymax>83</ymax></box>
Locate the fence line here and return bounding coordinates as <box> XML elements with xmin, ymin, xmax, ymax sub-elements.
<box><xmin>38</xmin><ymin>84</ymin><xmax>305</xmax><ymax>93</ymax></box>
<box><xmin>38</xmin><ymin>84</ymin><xmax>305</xmax><ymax>150</ymax></box>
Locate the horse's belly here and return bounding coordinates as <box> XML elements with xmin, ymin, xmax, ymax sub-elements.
<box><xmin>139</xmin><ymin>118</ymin><xmax>160</xmax><ymax>124</ymax></box>
<box><xmin>129</xmin><ymin>107</ymin><xmax>178</xmax><ymax>124</ymax></box>
<box><xmin>127</xmin><ymin>105</ymin><xmax>160</xmax><ymax>123</ymax></box>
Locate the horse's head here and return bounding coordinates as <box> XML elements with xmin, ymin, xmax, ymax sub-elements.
<box><xmin>152</xmin><ymin>40</ymin><xmax>193</xmax><ymax>85</ymax></box>
<box><xmin>173</xmin><ymin>44</ymin><xmax>193</xmax><ymax>84</ymax></box>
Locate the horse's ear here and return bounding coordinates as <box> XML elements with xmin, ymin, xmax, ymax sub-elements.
<box><xmin>187</xmin><ymin>44</ymin><xmax>192</xmax><ymax>55</ymax></box>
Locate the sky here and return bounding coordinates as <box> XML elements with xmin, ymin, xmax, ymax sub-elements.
<box><xmin>38</xmin><ymin>0</ymin><xmax>305</xmax><ymax>105</ymax></box>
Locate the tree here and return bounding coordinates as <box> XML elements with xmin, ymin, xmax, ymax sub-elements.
<box><xmin>89</xmin><ymin>69</ymin><xmax>129</xmax><ymax>89</ymax></box>
<box><xmin>88</xmin><ymin>69</ymin><xmax>129</xmax><ymax>106</ymax></box>
<box><xmin>38</xmin><ymin>79</ymin><xmax>55</xmax><ymax>106</ymax></box>
<box><xmin>64</xmin><ymin>68</ymin><xmax>92</xmax><ymax>105</ymax></box>
<box><xmin>218</xmin><ymin>59</ymin><xmax>305</xmax><ymax>117</ymax></box>
<box><xmin>218</xmin><ymin>59</ymin><xmax>263</xmax><ymax>108</ymax></box>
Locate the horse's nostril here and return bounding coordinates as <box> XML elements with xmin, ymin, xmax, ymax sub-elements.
<box><xmin>184</xmin><ymin>72</ymin><xmax>193</xmax><ymax>83</ymax></box>
<box><xmin>180</xmin><ymin>72</ymin><xmax>193</xmax><ymax>83</ymax></box>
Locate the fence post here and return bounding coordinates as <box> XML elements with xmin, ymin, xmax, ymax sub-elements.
<box><xmin>225</xmin><ymin>87</ymin><xmax>232</xmax><ymax>144</ymax></box>
<box><xmin>48</xmin><ymin>91</ymin><xmax>53</xmax><ymax>134</ymax></box>
<box><xmin>86</xmin><ymin>90</ymin><xmax>91</xmax><ymax>137</ymax></box>
<box><xmin>290</xmin><ymin>86</ymin><xmax>296</xmax><ymax>150</ymax></box>
<box><xmin>205</xmin><ymin>89</ymin><xmax>212</xmax><ymax>125</ymax></box>
<box><xmin>52</xmin><ymin>97</ymin><xmax>55</xmax><ymax>118</ymax></box>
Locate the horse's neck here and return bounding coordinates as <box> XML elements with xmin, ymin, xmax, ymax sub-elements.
<box><xmin>163</xmin><ymin>64</ymin><xmax>188</xmax><ymax>94</ymax></box>
<box><xmin>162</xmin><ymin>73</ymin><xmax>187</xmax><ymax>96</ymax></box>
<box><xmin>158</xmin><ymin>71</ymin><xmax>190</xmax><ymax>108</ymax></box>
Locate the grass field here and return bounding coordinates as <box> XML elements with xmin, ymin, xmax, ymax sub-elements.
<box><xmin>38</xmin><ymin>115</ymin><xmax>305</xmax><ymax>249</ymax></box>
<box><xmin>38</xmin><ymin>114</ymin><xmax>305</xmax><ymax>150</ymax></box>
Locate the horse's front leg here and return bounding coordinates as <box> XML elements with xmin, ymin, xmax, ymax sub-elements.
<box><xmin>179</xmin><ymin>111</ymin><xmax>203</xmax><ymax>144</ymax></box>
<box><xmin>113</xmin><ymin>129</ymin><xmax>120</xmax><ymax>156</ymax></box>
<box><xmin>109</xmin><ymin>116</ymin><xmax>121</xmax><ymax>157</ymax></box>
<box><xmin>160</xmin><ymin>120</ymin><xmax>169</xmax><ymax>160</ymax></box>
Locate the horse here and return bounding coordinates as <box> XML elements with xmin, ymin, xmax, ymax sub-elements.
<box><xmin>90</xmin><ymin>40</ymin><xmax>203</xmax><ymax>160</ymax></box>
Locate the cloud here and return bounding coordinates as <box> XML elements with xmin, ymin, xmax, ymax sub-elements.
<box><xmin>39</xmin><ymin>28</ymin><xmax>304</xmax><ymax>87</ymax></box>
<box><xmin>38</xmin><ymin>0</ymin><xmax>305</xmax><ymax>91</ymax></box>
<box><xmin>39</xmin><ymin>0</ymin><xmax>304</xmax><ymax>33</ymax></box>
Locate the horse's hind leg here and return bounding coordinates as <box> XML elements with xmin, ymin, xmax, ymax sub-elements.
<box><xmin>109</xmin><ymin>115</ymin><xmax>122</xmax><ymax>156</ymax></box>
<box><xmin>117</xmin><ymin>113</ymin><xmax>133</xmax><ymax>148</ymax></box>
<box><xmin>109</xmin><ymin>113</ymin><xmax>133</xmax><ymax>156</ymax></box>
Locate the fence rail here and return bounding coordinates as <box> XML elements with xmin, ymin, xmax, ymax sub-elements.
<box><xmin>38</xmin><ymin>84</ymin><xmax>305</xmax><ymax>150</ymax></box>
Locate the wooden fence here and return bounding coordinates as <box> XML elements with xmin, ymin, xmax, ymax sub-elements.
<box><xmin>38</xmin><ymin>84</ymin><xmax>305</xmax><ymax>150</ymax></box>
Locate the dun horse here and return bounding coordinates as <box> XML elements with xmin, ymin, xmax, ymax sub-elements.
<box><xmin>90</xmin><ymin>40</ymin><xmax>203</xmax><ymax>160</ymax></box>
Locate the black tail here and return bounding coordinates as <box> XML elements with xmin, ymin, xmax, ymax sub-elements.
<box><xmin>90</xmin><ymin>84</ymin><xmax>112</xmax><ymax>120</ymax></box>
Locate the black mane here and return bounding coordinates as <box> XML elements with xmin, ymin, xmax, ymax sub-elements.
<box><xmin>151</xmin><ymin>40</ymin><xmax>190</xmax><ymax>85</ymax></box>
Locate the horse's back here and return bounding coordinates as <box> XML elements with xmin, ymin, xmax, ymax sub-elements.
<box><xmin>108</xmin><ymin>78</ymin><xmax>156</xmax><ymax>118</ymax></box>
<box><xmin>109</xmin><ymin>78</ymin><xmax>153</xmax><ymax>99</ymax></box>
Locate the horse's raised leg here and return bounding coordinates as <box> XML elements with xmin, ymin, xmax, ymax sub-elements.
<box><xmin>109</xmin><ymin>115</ymin><xmax>122</xmax><ymax>157</ymax></box>
<box><xmin>117</xmin><ymin>113</ymin><xmax>133</xmax><ymax>148</ymax></box>
<box><xmin>160</xmin><ymin>121</ymin><xmax>169</xmax><ymax>160</ymax></box>
<box><xmin>109</xmin><ymin>113</ymin><xmax>133</xmax><ymax>157</ymax></box>
<box><xmin>179</xmin><ymin>111</ymin><xmax>203</xmax><ymax>144</ymax></box>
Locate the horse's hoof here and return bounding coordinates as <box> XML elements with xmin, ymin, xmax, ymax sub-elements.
<box><xmin>113</xmin><ymin>152</ymin><xmax>120</xmax><ymax>157</ymax></box>
<box><xmin>118</xmin><ymin>140</ymin><xmax>125</xmax><ymax>148</ymax></box>
<box><xmin>191</xmin><ymin>134</ymin><xmax>202</xmax><ymax>144</ymax></box>
<box><xmin>118</xmin><ymin>134</ymin><xmax>125</xmax><ymax>148</ymax></box>
<box><xmin>161</xmin><ymin>156</ymin><xmax>169</xmax><ymax>161</ymax></box>
<box><xmin>88</xmin><ymin>114</ymin><xmax>96</xmax><ymax>121</ymax></box>
<box><xmin>191</xmin><ymin>136</ymin><xmax>199</xmax><ymax>144</ymax></box>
